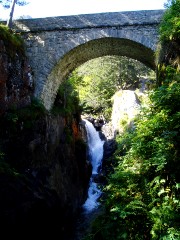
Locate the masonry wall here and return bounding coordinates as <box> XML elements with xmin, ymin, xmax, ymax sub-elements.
<box><xmin>5</xmin><ymin>10</ymin><xmax>165</xmax><ymax>110</ymax></box>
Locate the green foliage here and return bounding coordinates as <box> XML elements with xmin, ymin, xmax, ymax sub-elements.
<box><xmin>159</xmin><ymin>0</ymin><xmax>180</xmax><ymax>41</ymax></box>
<box><xmin>1</xmin><ymin>98</ymin><xmax>46</xmax><ymax>137</ymax></box>
<box><xmin>86</xmin><ymin>57</ymin><xmax>180</xmax><ymax>239</ymax></box>
<box><xmin>64</xmin><ymin>126</ymin><xmax>73</xmax><ymax>143</ymax></box>
<box><xmin>51</xmin><ymin>77</ymin><xmax>81</xmax><ymax>118</ymax></box>
<box><xmin>156</xmin><ymin>0</ymin><xmax>180</xmax><ymax>86</ymax></box>
<box><xmin>0</xmin><ymin>0</ymin><xmax>28</xmax><ymax>8</ymax></box>
<box><xmin>17</xmin><ymin>98</ymin><xmax>46</xmax><ymax>127</ymax></box>
<box><xmin>150</xmin><ymin>74</ymin><xmax>180</xmax><ymax>114</ymax></box>
<box><xmin>69</xmin><ymin>56</ymin><xmax>154</xmax><ymax>120</ymax></box>
<box><xmin>0</xmin><ymin>0</ymin><xmax>11</xmax><ymax>8</ymax></box>
<box><xmin>0</xmin><ymin>23</ymin><xmax>25</xmax><ymax>56</ymax></box>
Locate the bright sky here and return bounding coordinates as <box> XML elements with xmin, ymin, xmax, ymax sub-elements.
<box><xmin>0</xmin><ymin>0</ymin><xmax>167</xmax><ymax>20</ymax></box>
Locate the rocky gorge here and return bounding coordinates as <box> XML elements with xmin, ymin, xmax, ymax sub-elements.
<box><xmin>0</xmin><ymin>36</ymin><xmax>92</xmax><ymax>238</ymax></box>
<box><xmin>0</xmin><ymin>28</ymin><xmax>146</xmax><ymax>239</ymax></box>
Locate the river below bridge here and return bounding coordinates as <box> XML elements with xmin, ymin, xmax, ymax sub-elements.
<box><xmin>70</xmin><ymin>119</ymin><xmax>105</xmax><ymax>240</ymax></box>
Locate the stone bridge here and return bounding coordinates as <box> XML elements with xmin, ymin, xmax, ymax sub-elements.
<box><xmin>13</xmin><ymin>9</ymin><xmax>165</xmax><ymax>110</ymax></box>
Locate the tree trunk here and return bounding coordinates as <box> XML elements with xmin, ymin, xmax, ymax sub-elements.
<box><xmin>6</xmin><ymin>0</ymin><xmax>17</xmax><ymax>29</ymax></box>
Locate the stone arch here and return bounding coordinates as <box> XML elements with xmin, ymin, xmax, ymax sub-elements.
<box><xmin>40</xmin><ymin>37</ymin><xmax>155</xmax><ymax>110</ymax></box>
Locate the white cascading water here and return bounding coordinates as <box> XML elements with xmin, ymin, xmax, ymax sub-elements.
<box><xmin>82</xmin><ymin>119</ymin><xmax>104</xmax><ymax>212</ymax></box>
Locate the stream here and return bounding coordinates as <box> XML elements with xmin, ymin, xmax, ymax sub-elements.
<box><xmin>74</xmin><ymin>119</ymin><xmax>105</xmax><ymax>239</ymax></box>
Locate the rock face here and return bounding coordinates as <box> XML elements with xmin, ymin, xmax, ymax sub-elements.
<box><xmin>100</xmin><ymin>89</ymin><xmax>143</xmax><ymax>177</ymax></box>
<box><xmin>0</xmin><ymin>39</ymin><xmax>33</xmax><ymax>116</ymax></box>
<box><xmin>0</xmin><ymin>38</ymin><xmax>91</xmax><ymax>238</ymax></box>
<box><xmin>111</xmin><ymin>90</ymin><xmax>140</xmax><ymax>136</ymax></box>
<box><xmin>0</xmin><ymin>114</ymin><xmax>91</xmax><ymax>238</ymax></box>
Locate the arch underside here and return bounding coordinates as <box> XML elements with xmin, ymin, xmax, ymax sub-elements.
<box><xmin>41</xmin><ymin>38</ymin><xmax>155</xmax><ymax>110</ymax></box>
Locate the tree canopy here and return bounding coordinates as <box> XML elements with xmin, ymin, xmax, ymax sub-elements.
<box><xmin>0</xmin><ymin>0</ymin><xmax>29</xmax><ymax>28</ymax></box>
<box><xmin>159</xmin><ymin>0</ymin><xmax>180</xmax><ymax>41</ymax></box>
<box><xmin>67</xmin><ymin>56</ymin><xmax>154</xmax><ymax>120</ymax></box>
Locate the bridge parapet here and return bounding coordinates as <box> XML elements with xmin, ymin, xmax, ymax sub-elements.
<box><xmin>12</xmin><ymin>10</ymin><xmax>165</xmax><ymax>32</ymax></box>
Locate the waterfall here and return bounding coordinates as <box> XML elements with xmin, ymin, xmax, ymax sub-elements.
<box><xmin>82</xmin><ymin>119</ymin><xmax>105</xmax><ymax>212</ymax></box>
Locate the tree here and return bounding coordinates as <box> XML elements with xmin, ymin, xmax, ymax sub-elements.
<box><xmin>157</xmin><ymin>0</ymin><xmax>180</xmax><ymax>85</ymax></box>
<box><xmin>69</xmin><ymin>56</ymin><xmax>154</xmax><ymax>120</ymax></box>
<box><xmin>0</xmin><ymin>0</ymin><xmax>28</xmax><ymax>28</ymax></box>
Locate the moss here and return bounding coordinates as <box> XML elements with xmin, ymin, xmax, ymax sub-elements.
<box><xmin>64</xmin><ymin>126</ymin><xmax>73</xmax><ymax>144</ymax></box>
<box><xmin>0</xmin><ymin>24</ymin><xmax>25</xmax><ymax>57</ymax></box>
<box><xmin>0</xmin><ymin>98</ymin><xmax>47</xmax><ymax>140</ymax></box>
